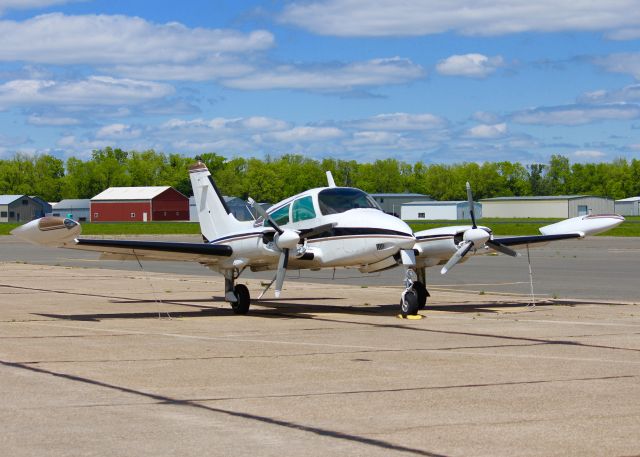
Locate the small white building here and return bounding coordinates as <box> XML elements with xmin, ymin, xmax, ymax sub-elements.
<box><xmin>401</xmin><ymin>201</ymin><xmax>482</xmax><ymax>221</ymax></box>
<box><xmin>615</xmin><ymin>197</ymin><xmax>640</xmax><ymax>216</ymax></box>
<box><xmin>481</xmin><ymin>195</ymin><xmax>614</xmax><ymax>218</ymax></box>
<box><xmin>370</xmin><ymin>193</ymin><xmax>431</xmax><ymax>216</ymax></box>
<box><xmin>52</xmin><ymin>199</ymin><xmax>91</xmax><ymax>222</ymax></box>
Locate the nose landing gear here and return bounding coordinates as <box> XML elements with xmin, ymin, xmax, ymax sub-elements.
<box><xmin>400</xmin><ymin>267</ymin><xmax>429</xmax><ymax>317</ymax></box>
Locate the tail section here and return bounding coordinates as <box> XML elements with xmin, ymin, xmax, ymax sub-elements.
<box><xmin>189</xmin><ymin>161</ymin><xmax>248</xmax><ymax>241</ymax></box>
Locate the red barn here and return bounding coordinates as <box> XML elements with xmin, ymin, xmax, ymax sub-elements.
<box><xmin>90</xmin><ymin>186</ymin><xmax>189</xmax><ymax>222</ymax></box>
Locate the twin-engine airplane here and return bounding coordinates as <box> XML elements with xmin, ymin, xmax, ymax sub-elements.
<box><xmin>11</xmin><ymin>161</ymin><xmax>624</xmax><ymax>316</ymax></box>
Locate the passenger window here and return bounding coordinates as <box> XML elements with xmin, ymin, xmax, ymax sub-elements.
<box><xmin>267</xmin><ymin>204</ymin><xmax>290</xmax><ymax>227</ymax></box>
<box><xmin>292</xmin><ymin>196</ymin><xmax>316</xmax><ymax>222</ymax></box>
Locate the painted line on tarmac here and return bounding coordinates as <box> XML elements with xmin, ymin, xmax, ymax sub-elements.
<box><xmin>29</xmin><ymin>321</ymin><xmax>640</xmax><ymax>366</ymax></box>
<box><xmin>431</xmin><ymin>282</ymin><xmax>529</xmax><ymax>287</ymax></box>
<box><xmin>427</xmin><ymin>315</ymin><xmax>640</xmax><ymax>328</ymax></box>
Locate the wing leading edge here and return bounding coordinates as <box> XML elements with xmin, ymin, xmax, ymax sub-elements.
<box><xmin>74</xmin><ymin>238</ymin><xmax>233</xmax><ymax>262</ymax></box>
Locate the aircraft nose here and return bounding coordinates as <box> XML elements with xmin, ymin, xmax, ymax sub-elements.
<box><xmin>382</xmin><ymin>214</ymin><xmax>416</xmax><ymax>249</ymax></box>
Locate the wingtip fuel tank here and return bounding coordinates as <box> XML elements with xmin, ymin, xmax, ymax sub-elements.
<box><xmin>539</xmin><ymin>214</ymin><xmax>625</xmax><ymax>237</ymax></box>
<box><xmin>10</xmin><ymin>216</ymin><xmax>81</xmax><ymax>246</ymax></box>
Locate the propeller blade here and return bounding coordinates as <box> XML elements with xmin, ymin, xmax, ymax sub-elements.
<box><xmin>487</xmin><ymin>239</ymin><xmax>520</xmax><ymax>257</ymax></box>
<box><xmin>298</xmin><ymin>222</ymin><xmax>336</xmax><ymax>240</ymax></box>
<box><xmin>441</xmin><ymin>241</ymin><xmax>474</xmax><ymax>275</ymax></box>
<box><xmin>248</xmin><ymin>197</ymin><xmax>283</xmax><ymax>235</ymax></box>
<box><xmin>274</xmin><ymin>249</ymin><xmax>289</xmax><ymax>298</ymax></box>
<box><xmin>466</xmin><ymin>181</ymin><xmax>477</xmax><ymax>229</ymax></box>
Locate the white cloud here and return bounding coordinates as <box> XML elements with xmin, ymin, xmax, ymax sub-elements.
<box><xmin>512</xmin><ymin>104</ymin><xmax>640</xmax><ymax>125</ymax></box>
<box><xmin>170</xmin><ymin>138</ymin><xmax>255</xmax><ymax>154</ymax></box>
<box><xmin>222</xmin><ymin>57</ymin><xmax>425</xmax><ymax>91</ymax></box>
<box><xmin>436</xmin><ymin>54</ymin><xmax>504</xmax><ymax>78</ymax></box>
<box><xmin>110</xmin><ymin>56</ymin><xmax>254</xmax><ymax>81</ymax></box>
<box><xmin>466</xmin><ymin>123</ymin><xmax>508</xmax><ymax>138</ymax></box>
<box><xmin>279</xmin><ymin>0</ymin><xmax>640</xmax><ymax>37</ymax></box>
<box><xmin>0</xmin><ymin>133</ymin><xmax>28</xmax><ymax>147</ymax></box>
<box><xmin>579</xmin><ymin>84</ymin><xmax>640</xmax><ymax>104</ymax></box>
<box><xmin>472</xmin><ymin>111</ymin><xmax>502</xmax><ymax>124</ymax></box>
<box><xmin>573</xmin><ymin>149</ymin><xmax>606</xmax><ymax>158</ymax></box>
<box><xmin>0</xmin><ymin>0</ymin><xmax>79</xmax><ymax>15</ymax></box>
<box><xmin>0</xmin><ymin>13</ymin><xmax>274</xmax><ymax>65</ymax></box>
<box><xmin>345</xmin><ymin>131</ymin><xmax>401</xmax><ymax>146</ymax></box>
<box><xmin>351</xmin><ymin>112</ymin><xmax>447</xmax><ymax>131</ymax></box>
<box><xmin>258</xmin><ymin>126</ymin><xmax>345</xmax><ymax>143</ymax></box>
<box><xmin>56</xmin><ymin>135</ymin><xmax>111</xmax><ymax>157</ymax></box>
<box><xmin>96</xmin><ymin>123</ymin><xmax>141</xmax><ymax>140</ymax></box>
<box><xmin>0</xmin><ymin>76</ymin><xmax>173</xmax><ymax>107</ymax></box>
<box><xmin>593</xmin><ymin>53</ymin><xmax>640</xmax><ymax>79</ymax></box>
<box><xmin>606</xmin><ymin>28</ymin><xmax>640</xmax><ymax>40</ymax></box>
<box><xmin>160</xmin><ymin>116</ymin><xmax>289</xmax><ymax>133</ymax></box>
<box><xmin>27</xmin><ymin>114</ymin><xmax>80</xmax><ymax>126</ymax></box>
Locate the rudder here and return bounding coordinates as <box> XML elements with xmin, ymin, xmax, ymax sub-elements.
<box><xmin>189</xmin><ymin>161</ymin><xmax>248</xmax><ymax>241</ymax></box>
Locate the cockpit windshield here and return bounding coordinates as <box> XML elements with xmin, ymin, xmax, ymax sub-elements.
<box><xmin>317</xmin><ymin>188</ymin><xmax>381</xmax><ymax>215</ymax></box>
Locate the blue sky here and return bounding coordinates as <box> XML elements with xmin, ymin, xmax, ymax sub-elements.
<box><xmin>1</xmin><ymin>0</ymin><xmax>640</xmax><ymax>164</ymax></box>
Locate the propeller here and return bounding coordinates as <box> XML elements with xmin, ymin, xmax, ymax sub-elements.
<box><xmin>248</xmin><ymin>198</ymin><xmax>335</xmax><ymax>298</ymax></box>
<box><xmin>440</xmin><ymin>182</ymin><xmax>519</xmax><ymax>274</ymax></box>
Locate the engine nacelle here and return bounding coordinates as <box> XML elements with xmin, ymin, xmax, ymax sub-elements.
<box><xmin>10</xmin><ymin>216</ymin><xmax>81</xmax><ymax>246</ymax></box>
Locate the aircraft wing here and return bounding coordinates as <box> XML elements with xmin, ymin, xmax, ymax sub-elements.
<box><xmin>490</xmin><ymin>232</ymin><xmax>581</xmax><ymax>247</ymax></box>
<box><xmin>10</xmin><ymin>216</ymin><xmax>233</xmax><ymax>264</ymax></box>
<box><xmin>73</xmin><ymin>238</ymin><xmax>232</xmax><ymax>263</ymax></box>
<box><xmin>413</xmin><ymin>214</ymin><xmax>624</xmax><ymax>272</ymax></box>
<box><xmin>491</xmin><ymin>214</ymin><xmax>625</xmax><ymax>248</ymax></box>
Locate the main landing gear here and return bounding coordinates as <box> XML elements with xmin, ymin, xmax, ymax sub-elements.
<box><xmin>224</xmin><ymin>272</ymin><xmax>250</xmax><ymax>315</ymax></box>
<box><xmin>400</xmin><ymin>267</ymin><xmax>429</xmax><ymax>317</ymax></box>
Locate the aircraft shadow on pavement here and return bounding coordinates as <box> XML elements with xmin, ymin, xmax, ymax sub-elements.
<box><xmin>32</xmin><ymin>296</ymin><xmax>559</xmax><ymax>322</ymax></box>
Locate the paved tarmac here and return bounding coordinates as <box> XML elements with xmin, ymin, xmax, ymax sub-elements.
<box><xmin>1</xmin><ymin>235</ymin><xmax>639</xmax><ymax>302</ymax></box>
<box><xmin>0</xmin><ymin>262</ymin><xmax>639</xmax><ymax>456</ymax></box>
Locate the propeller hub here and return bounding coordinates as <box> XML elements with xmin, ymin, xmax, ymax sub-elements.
<box><xmin>463</xmin><ymin>228</ymin><xmax>490</xmax><ymax>247</ymax></box>
<box><xmin>275</xmin><ymin>230</ymin><xmax>300</xmax><ymax>250</ymax></box>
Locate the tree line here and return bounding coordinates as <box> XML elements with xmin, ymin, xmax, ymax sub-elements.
<box><xmin>1</xmin><ymin>147</ymin><xmax>639</xmax><ymax>203</ymax></box>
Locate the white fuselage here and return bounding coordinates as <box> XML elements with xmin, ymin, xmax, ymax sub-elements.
<box><xmin>207</xmin><ymin>187</ymin><xmax>416</xmax><ymax>272</ymax></box>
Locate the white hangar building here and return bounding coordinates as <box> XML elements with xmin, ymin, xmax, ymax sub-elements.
<box><xmin>370</xmin><ymin>193</ymin><xmax>431</xmax><ymax>216</ymax></box>
<box><xmin>401</xmin><ymin>201</ymin><xmax>482</xmax><ymax>221</ymax></box>
<box><xmin>615</xmin><ymin>197</ymin><xmax>640</xmax><ymax>216</ymax></box>
<box><xmin>52</xmin><ymin>199</ymin><xmax>91</xmax><ymax>222</ymax></box>
<box><xmin>480</xmin><ymin>195</ymin><xmax>614</xmax><ymax>218</ymax></box>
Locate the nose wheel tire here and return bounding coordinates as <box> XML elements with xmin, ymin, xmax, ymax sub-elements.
<box><xmin>231</xmin><ymin>284</ymin><xmax>250</xmax><ymax>314</ymax></box>
<box><xmin>400</xmin><ymin>290</ymin><xmax>419</xmax><ymax>317</ymax></box>
<box><xmin>413</xmin><ymin>281</ymin><xmax>428</xmax><ymax>310</ymax></box>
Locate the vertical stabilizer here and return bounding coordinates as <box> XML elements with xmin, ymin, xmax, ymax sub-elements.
<box><xmin>189</xmin><ymin>162</ymin><xmax>247</xmax><ymax>241</ymax></box>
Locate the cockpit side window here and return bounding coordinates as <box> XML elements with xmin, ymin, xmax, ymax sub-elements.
<box><xmin>317</xmin><ymin>188</ymin><xmax>381</xmax><ymax>215</ymax></box>
<box><xmin>266</xmin><ymin>203</ymin><xmax>290</xmax><ymax>227</ymax></box>
<box><xmin>291</xmin><ymin>196</ymin><xmax>316</xmax><ymax>222</ymax></box>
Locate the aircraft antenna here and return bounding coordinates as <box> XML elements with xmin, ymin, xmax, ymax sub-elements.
<box><xmin>526</xmin><ymin>244</ymin><xmax>536</xmax><ymax>308</ymax></box>
<box><xmin>134</xmin><ymin>251</ymin><xmax>172</xmax><ymax>319</ymax></box>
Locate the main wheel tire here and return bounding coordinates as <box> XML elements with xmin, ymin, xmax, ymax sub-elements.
<box><xmin>413</xmin><ymin>281</ymin><xmax>428</xmax><ymax>310</ymax></box>
<box><xmin>231</xmin><ymin>284</ymin><xmax>250</xmax><ymax>315</ymax></box>
<box><xmin>401</xmin><ymin>290</ymin><xmax>419</xmax><ymax>316</ymax></box>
